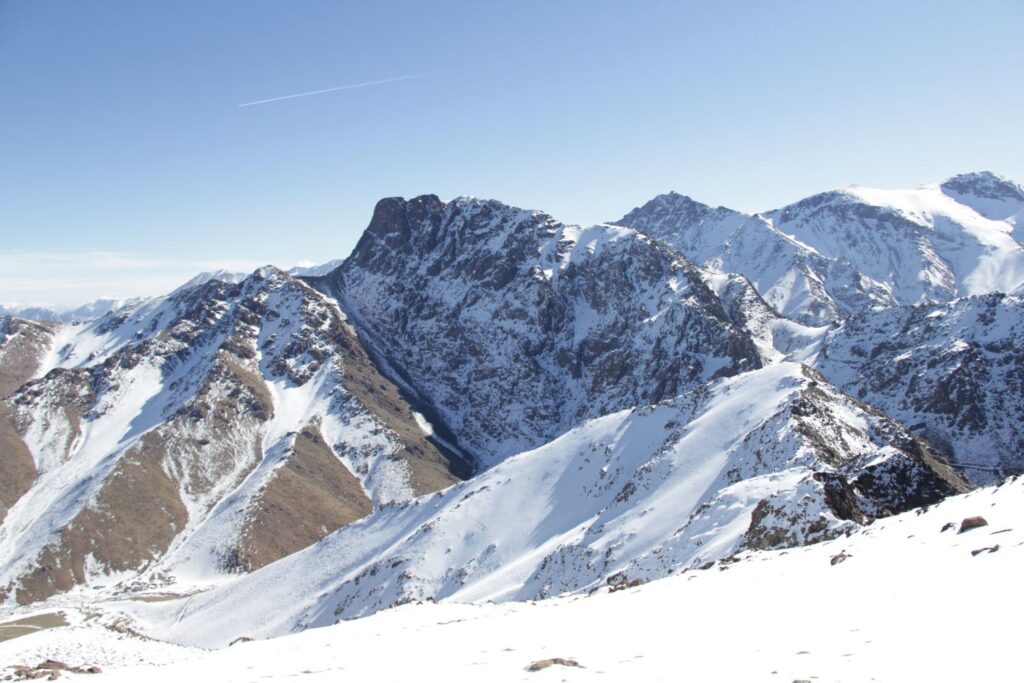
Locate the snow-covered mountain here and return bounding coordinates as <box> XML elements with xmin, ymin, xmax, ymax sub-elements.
<box><xmin>288</xmin><ymin>259</ymin><xmax>345</xmax><ymax>277</ymax></box>
<box><xmin>1</xmin><ymin>175</ymin><xmax>1019</xmax><ymax>624</ymax></box>
<box><xmin>0</xmin><ymin>262</ymin><xmax>345</xmax><ymax>325</ymax></box>
<box><xmin>7</xmin><ymin>475</ymin><xmax>1016</xmax><ymax>681</ymax></box>
<box><xmin>0</xmin><ymin>267</ymin><xmax>465</xmax><ymax>605</ymax></box>
<box><xmin>615</xmin><ymin>172</ymin><xmax>1024</xmax><ymax>325</ymax></box>
<box><xmin>814</xmin><ymin>292</ymin><xmax>1024</xmax><ymax>484</ymax></box>
<box><xmin>940</xmin><ymin>170</ymin><xmax>1024</xmax><ymax>225</ymax></box>
<box><xmin>125</xmin><ymin>362</ymin><xmax>966</xmax><ymax>645</ymax></box>
<box><xmin>0</xmin><ymin>299</ymin><xmax>146</xmax><ymax>325</ymax></box>
<box><xmin>320</xmin><ymin>195</ymin><xmax>763</xmax><ymax>468</ymax></box>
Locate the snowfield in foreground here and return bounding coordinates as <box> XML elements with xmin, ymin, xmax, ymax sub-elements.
<box><xmin>2</xmin><ymin>476</ymin><xmax>1019</xmax><ymax>682</ymax></box>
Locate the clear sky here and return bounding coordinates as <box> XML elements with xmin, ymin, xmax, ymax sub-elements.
<box><xmin>2</xmin><ymin>0</ymin><xmax>1022</xmax><ymax>307</ymax></box>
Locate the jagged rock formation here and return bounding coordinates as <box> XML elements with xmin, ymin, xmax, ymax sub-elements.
<box><xmin>320</xmin><ymin>195</ymin><xmax>762</xmax><ymax>468</ymax></box>
<box><xmin>815</xmin><ymin>292</ymin><xmax>1024</xmax><ymax>484</ymax></box>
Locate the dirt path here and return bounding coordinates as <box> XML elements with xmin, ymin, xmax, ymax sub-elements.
<box><xmin>0</xmin><ymin>612</ymin><xmax>68</xmax><ymax>643</ymax></box>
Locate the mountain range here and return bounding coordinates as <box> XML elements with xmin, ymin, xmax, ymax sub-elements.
<box><xmin>0</xmin><ymin>172</ymin><xmax>1021</xmax><ymax>648</ymax></box>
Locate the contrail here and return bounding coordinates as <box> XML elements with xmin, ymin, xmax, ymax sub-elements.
<box><xmin>238</xmin><ymin>72</ymin><xmax>435</xmax><ymax>107</ymax></box>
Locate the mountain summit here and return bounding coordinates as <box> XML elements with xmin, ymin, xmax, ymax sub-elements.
<box><xmin>321</xmin><ymin>194</ymin><xmax>762</xmax><ymax>468</ymax></box>
<box><xmin>615</xmin><ymin>173</ymin><xmax>1024</xmax><ymax>324</ymax></box>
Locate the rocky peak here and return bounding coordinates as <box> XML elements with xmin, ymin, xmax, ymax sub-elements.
<box><xmin>941</xmin><ymin>171</ymin><xmax>1024</xmax><ymax>200</ymax></box>
<box><xmin>349</xmin><ymin>194</ymin><xmax>558</xmax><ymax>282</ymax></box>
<box><xmin>769</xmin><ymin>188</ymin><xmax>872</xmax><ymax>223</ymax></box>
<box><xmin>614</xmin><ymin>192</ymin><xmax>746</xmax><ymax>246</ymax></box>
<box><xmin>939</xmin><ymin>171</ymin><xmax>1024</xmax><ymax>221</ymax></box>
<box><xmin>329</xmin><ymin>195</ymin><xmax>762</xmax><ymax>469</ymax></box>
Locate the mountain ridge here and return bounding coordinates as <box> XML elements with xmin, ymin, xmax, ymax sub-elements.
<box><xmin>614</xmin><ymin>171</ymin><xmax>1024</xmax><ymax>325</ymax></box>
<box><xmin>0</xmin><ymin>172</ymin><xmax>1018</xmax><ymax>623</ymax></box>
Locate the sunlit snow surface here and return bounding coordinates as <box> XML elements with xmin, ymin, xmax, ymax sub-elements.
<box><xmin>2</xmin><ymin>477</ymin><xmax>1019</xmax><ymax>682</ymax></box>
<box><xmin>616</xmin><ymin>172</ymin><xmax>1024</xmax><ymax>325</ymax></box>
<box><xmin>36</xmin><ymin>361</ymin><xmax>953</xmax><ymax>651</ymax></box>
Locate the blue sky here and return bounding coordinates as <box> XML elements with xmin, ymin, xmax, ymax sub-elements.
<box><xmin>1</xmin><ymin>0</ymin><xmax>1022</xmax><ymax>306</ymax></box>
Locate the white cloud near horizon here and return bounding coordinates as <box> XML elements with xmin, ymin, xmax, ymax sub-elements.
<box><xmin>0</xmin><ymin>249</ymin><xmax>276</xmax><ymax>309</ymax></box>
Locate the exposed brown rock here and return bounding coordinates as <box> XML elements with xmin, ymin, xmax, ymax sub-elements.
<box><xmin>958</xmin><ymin>516</ymin><xmax>988</xmax><ymax>533</ymax></box>
<box><xmin>13</xmin><ymin>435</ymin><xmax>188</xmax><ymax>605</ymax></box>
<box><xmin>0</xmin><ymin>404</ymin><xmax>36</xmax><ymax>522</ymax></box>
<box><xmin>229</xmin><ymin>424</ymin><xmax>373</xmax><ymax>571</ymax></box>
<box><xmin>218</xmin><ymin>356</ymin><xmax>274</xmax><ymax>423</ymax></box>
<box><xmin>970</xmin><ymin>544</ymin><xmax>999</xmax><ymax>556</ymax></box>
<box><xmin>10</xmin><ymin>660</ymin><xmax>101</xmax><ymax>679</ymax></box>
<box><xmin>526</xmin><ymin>658</ymin><xmax>583</xmax><ymax>671</ymax></box>
<box><xmin>830</xmin><ymin>550</ymin><xmax>851</xmax><ymax>566</ymax></box>
<box><xmin>0</xmin><ymin>318</ymin><xmax>54</xmax><ymax>398</ymax></box>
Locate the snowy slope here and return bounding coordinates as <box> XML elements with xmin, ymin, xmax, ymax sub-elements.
<box><xmin>815</xmin><ymin>292</ymin><xmax>1024</xmax><ymax>484</ymax></box>
<box><xmin>939</xmin><ymin>170</ymin><xmax>1024</xmax><ymax>223</ymax></box>
<box><xmin>288</xmin><ymin>259</ymin><xmax>345</xmax><ymax>277</ymax></box>
<box><xmin>773</xmin><ymin>179</ymin><xmax>1024</xmax><ymax>304</ymax></box>
<box><xmin>614</xmin><ymin>196</ymin><xmax>896</xmax><ymax>325</ymax></box>
<box><xmin>0</xmin><ymin>267</ymin><xmax>463</xmax><ymax>605</ymax></box>
<box><xmin>615</xmin><ymin>172</ymin><xmax>1024</xmax><ymax>325</ymax></box>
<box><xmin>322</xmin><ymin>195</ymin><xmax>763</xmax><ymax>469</ymax></box>
<box><xmin>118</xmin><ymin>362</ymin><xmax>965</xmax><ymax>646</ymax></box>
<box><xmin>2</xmin><ymin>178</ymin><xmax>1016</xmax><ymax>629</ymax></box>
<box><xmin>6</xmin><ymin>475</ymin><xmax>1015</xmax><ymax>683</ymax></box>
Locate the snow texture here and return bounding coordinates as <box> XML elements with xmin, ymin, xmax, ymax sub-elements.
<box><xmin>615</xmin><ymin>172</ymin><xmax>1024</xmax><ymax>325</ymax></box>
<box><xmin>3</xmin><ymin>475</ymin><xmax>1019</xmax><ymax>682</ymax></box>
<box><xmin>115</xmin><ymin>363</ymin><xmax>963</xmax><ymax>646</ymax></box>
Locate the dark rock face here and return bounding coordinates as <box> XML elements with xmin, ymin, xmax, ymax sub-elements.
<box><xmin>326</xmin><ymin>195</ymin><xmax>762</xmax><ymax>468</ymax></box>
<box><xmin>815</xmin><ymin>293</ymin><xmax>1024</xmax><ymax>484</ymax></box>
